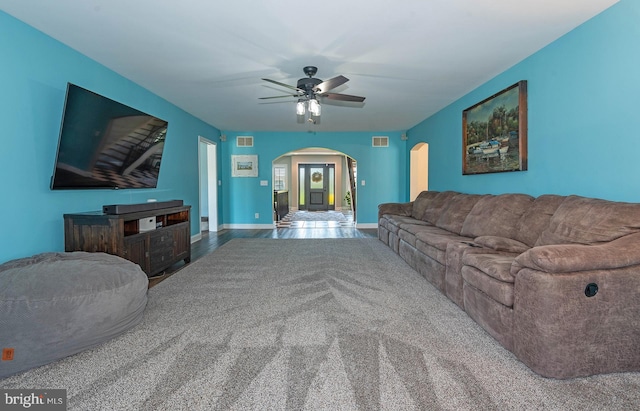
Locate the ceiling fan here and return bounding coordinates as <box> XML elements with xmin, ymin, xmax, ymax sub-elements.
<box><xmin>259</xmin><ymin>66</ymin><xmax>366</xmax><ymax>103</ymax></box>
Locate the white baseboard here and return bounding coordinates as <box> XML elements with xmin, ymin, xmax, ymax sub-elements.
<box><xmin>198</xmin><ymin>223</ymin><xmax>376</xmax><ymax>232</ymax></box>
<box><xmin>191</xmin><ymin>232</ymin><xmax>202</xmax><ymax>243</ymax></box>
<box><xmin>220</xmin><ymin>223</ymin><xmax>276</xmax><ymax>229</ymax></box>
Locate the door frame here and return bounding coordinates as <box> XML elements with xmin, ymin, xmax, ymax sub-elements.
<box><xmin>198</xmin><ymin>136</ymin><xmax>218</xmax><ymax>237</ymax></box>
<box><xmin>299</xmin><ymin>163</ymin><xmax>335</xmax><ymax>211</ymax></box>
<box><xmin>410</xmin><ymin>142</ymin><xmax>429</xmax><ymax>201</ymax></box>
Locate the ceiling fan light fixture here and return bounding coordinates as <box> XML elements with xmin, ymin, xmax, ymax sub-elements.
<box><xmin>262</xmin><ymin>66</ymin><xmax>363</xmax><ymax>124</ymax></box>
<box><xmin>296</xmin><ymin>100</ymin><xmax>306</xmax><ymax>116</ymax></box>
<box><xmin>308</xmin><ymin>98</ymin><xmax>321</xmax><ymax>117</ymax></box>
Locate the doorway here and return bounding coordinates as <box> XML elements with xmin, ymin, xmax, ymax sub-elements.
<box><xmin>298</xmin><ymin>163</ymin><xmax>335</xmax><ymax>211</ymax></box>
<box><xmin>199</xmin><ymin>137</ymin><xmax>218</xmax><ymax>233</ymax></box>
<box><xmin>410</xmin><ymin>142</ymin><xmax>429</xmax><ymax>200</ymax></box>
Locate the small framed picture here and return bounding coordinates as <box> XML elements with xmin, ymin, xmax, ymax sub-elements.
<box><xmin>231</xmin><ymin>155</ymin><xmax>258</xmax><ymax>177</ymax></box>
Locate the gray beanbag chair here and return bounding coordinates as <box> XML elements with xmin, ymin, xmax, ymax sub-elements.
<box><xmin>0</xmin><ymin>252</ymin><xmax>148</xmax><ymax>378</ymax></box>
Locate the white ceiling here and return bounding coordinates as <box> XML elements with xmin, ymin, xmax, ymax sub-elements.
<box><xmin>1</xmin><ymin>0</ymin><xmax>618</xmax><ymax>132</ymax></box>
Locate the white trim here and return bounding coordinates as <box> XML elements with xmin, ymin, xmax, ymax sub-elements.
<box><xmin>201</xmin><ymin>223</ymin><xmax>376</xmax><ymax>231</ymax></box>
<box><xmin>356</xmin><ymin>223</ymin><xmax>378</xmax><ymax>229</ymax></box>
<box><xmin>221</xmin><ymin>223</ymin><xmax>276</xmax><ymax>229</ymax></box>
<box><xmin>191</xmin><ymin>233</ymin><xmax>202</xmax><ymax>243</ymax></box>
<box><xmin>198</xmin><ymin>136</ymin><xmax>219</xmax><ymax>234</ymax></box>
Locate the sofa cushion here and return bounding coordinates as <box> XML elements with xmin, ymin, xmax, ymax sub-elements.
<box><xmin>382</xmin><ymin>215</ymin><xmax>431</xmax><ymax>234</ymax></box>
<box><xmin>514</xmin><ymin>194</ymin><xmax>565</xmax><ymax>247</ymax></box>
<box><xmin>462</xmin><ymin>265</ymin><xmax>515</xmax><ymax>307</ymax></box>
<box><xmin>460</xmin><ymin>193</ymin><xmax>534</xmax><ymax>239</ymax></box>
<box><xmin>463</xmin><ymin>282</ymin><xmax>514</xmax><ymax>350</ymax></box>
<box><xmin>411</xmin><ymin>190</ymin><xmax>441</xmax><ymax>220</ymax></box>
<box><xmin>398</xmin><ymin>223</ymin><xmax>437</xmax><ymax>247</ymax></box>
<box><xmin>414</xmin><ymin>228</ymin><xmax>471</xmax><ymax>265</ymax></box>
<box><xmin>415</xmin><ymin>229</ymin><xmax>471</xmax><ymax>251</ymax></box>
<box><xmin>445</xmin><ymin>242</ymin><xmax>497</xmax><ymax>308</ymax></box>
<box><xmin>473</xmin><ymin>236</ymin><xmax>530</xmax><ymax>254</ymax></box>
<box><xmin>536</xmin><ymin>195</ymin><xmax>640</xmax><ymax>246</ymax></box>
<box><xmin>462</xmin><ymin>252</ymin><xmax>517</xmax><ymax>307</ymax></box>
<box><xmin>415</xmin><ymin>239</ymin><xmax>446</xmax><ymax>263</ymax></box>
<box><xmin>462</xmin><ymin>252</ymin><xmax>516</xmax><ymax>283</ymax></box>
<box><xmin>422</xmin><ymin>191</ymin><xmax>459</xmax><ymax>224</ymax></box>
<box><xmin>434</xmin><ymin>193</ymin><xmax>482</xmax><ymax>234</ymax></box>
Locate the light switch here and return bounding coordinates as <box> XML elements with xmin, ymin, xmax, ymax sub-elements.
<box><xmin>361</xmin><ymin>180</ymin><xmax>366</xmax><ymax>186</ymax></box>
<box><xmin>260</xmin><ymin>180</ymin><xmax>268</xmax><ymax>186</ymax></box>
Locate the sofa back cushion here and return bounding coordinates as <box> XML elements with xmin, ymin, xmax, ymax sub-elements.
<box><xmin>434</xmin><ymin>193</ymin><xmax>482</xmax><ymax>234</ymax></box>
<box><xmin>514</xmin><ymin>194</ymin><xmax>565</xmax><ymax>247</ymax></box>
<box><xmin>411</xmin><ymin>191</ymin><xmax>440</xmax><ymax>219</ymax></box>
<box><xmin>460</xmin><ymin>193</ymin><xmax>534</xmax><ymax>239</ymax></box>
<box><xmin>422</xmin><ymin>191</ymin><xmax>459</xmax><ymax>224</ymax></box>
<box><xmin>536</xmin><ymin>195</ymin><xmax>640</xmax><ymax>246</ymax></box>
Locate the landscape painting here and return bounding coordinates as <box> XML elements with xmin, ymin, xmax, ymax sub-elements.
<box><xmin>231</xmin><ymin>155</ymin><xmax>258</xmax><ymax>177</ymax></box>
<box><xmin>462</xmin><ymin>80</ymin><xmax>527</xmax><ymax>175</ymax></box>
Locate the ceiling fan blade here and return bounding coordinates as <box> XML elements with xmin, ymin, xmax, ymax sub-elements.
<box><xmin>315</xmin><ymin>75</ymin><xmax>349</xmax><ymax>93</ymax></box>
<box><xmin>261</xmin><ymin>78</ymin><xmax>302</xmax><ymax>92</ymax></box>
<box><xmin>322</xmin><ymin>92</ymin><xmax>366</xmax><ymax>102</ymax></box>
<box><xmin>259</xmin><ymin>94</ymin><xmax>299</xmax><ymax>100</ymax></box>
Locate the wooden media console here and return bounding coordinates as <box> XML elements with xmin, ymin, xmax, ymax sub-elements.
<box><xmin>64</xmin><ymin>204</ymin><xmax>191</xmax><ymax>277</ymax></box>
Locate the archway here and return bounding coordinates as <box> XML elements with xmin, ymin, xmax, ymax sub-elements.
<box><xmin>410</xmin><ymin>142</ymin><xmax>429</xmax><ymax>200</ymax></box>
<box><xmin>272</xmin><ymin>147</ymin><xmax>358</xmax><ymax>223</ymax></box>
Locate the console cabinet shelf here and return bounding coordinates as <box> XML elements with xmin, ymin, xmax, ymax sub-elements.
<box><xmin>64</xmin><ymin>205</ymin><xmax>191</xmax><ymax>277</ymax></box>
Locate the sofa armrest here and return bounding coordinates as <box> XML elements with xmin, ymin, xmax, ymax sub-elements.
<box><xmin>512</xmin><ymin>232</ymin><xmax>640</xmax><ymax>275</ymax></box>
<box><xmin>512</xmin><ymin>261</ymin><xmax>640</xmax><ymax>378</ymax></box>
<box><xmin>378</xmin><ymin>202</ymin><xmax>413</xmax><ymax>221</ymax></box>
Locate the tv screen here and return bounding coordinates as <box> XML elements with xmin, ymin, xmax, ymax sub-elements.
<box><xmin>51</xmin><ymin>83</ymin><xmax>169</xmax><ymax>190</ymax></box>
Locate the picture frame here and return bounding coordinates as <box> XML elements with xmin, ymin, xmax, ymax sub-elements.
<box><xmin>231</xmin><ymin>155</ymin><xmax>258</xmax><ymax>177</ymax></box>
<box><xmin>462</xmin><ymin>80</ymin><xmax>527</xmax><ymax>175</ymax></box>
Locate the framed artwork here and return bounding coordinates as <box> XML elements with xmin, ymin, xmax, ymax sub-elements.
<box><xmin>462</xmin><ymin>80</ymin><xmax>528</xmax><ymax>175</ymax></box>
<box><xmin>231</xmin><ymin>155</ymin><xmax>258</xmax><ymax>177</ymax></box>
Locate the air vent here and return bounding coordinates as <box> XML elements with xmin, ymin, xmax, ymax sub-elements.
<box><xmin>372</xmin><ymin>136</ymin><xmax>389</xmax><ymax>147</ymax></box>
<box><xmin>237</xmin><ymin>136</ymin><xmax>254</xmax><ymax>147</ymax></box>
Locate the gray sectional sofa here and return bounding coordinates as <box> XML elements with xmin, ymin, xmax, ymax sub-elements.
<box><xmin>378</xmin><ymin>190</ymin><xmax>640</xmax><ymax>379</ymax></box>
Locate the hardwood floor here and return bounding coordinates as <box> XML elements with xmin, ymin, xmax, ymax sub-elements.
<box><xmin>148</xmin><ymin>227</ymin><xmax>378</xmax><ymax>287</ymax></box>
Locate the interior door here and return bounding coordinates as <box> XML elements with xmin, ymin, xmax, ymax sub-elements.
<box><xmin>299</xmin><ymin>164</ymin><xmax>335</xmax><ymax>211</ymax></box>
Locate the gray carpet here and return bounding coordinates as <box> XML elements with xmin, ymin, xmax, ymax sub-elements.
<box><xmin>2</xmin><ymin>238</ymin><xmax>640</xmax><ymax>410</ymax></box>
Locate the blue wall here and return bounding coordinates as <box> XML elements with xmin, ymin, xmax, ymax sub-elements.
<box><xmin>220</xmin><ymin>131</ymin><xmax>408</xmax><ymax>226</ymax></box>
<box><xmin>2</xmin><ymin>0</ymin><xmax>633</xmax><ymax>264</ymax></box>
<box><xmin>408</xmin><ymin>0</ymin><xmax>638</xmax><ymax>202</ymax></box>
<box><xmin>0</xmin><ymin>11</ymin><xmax>220</xmax><ymax>263</ymax></box>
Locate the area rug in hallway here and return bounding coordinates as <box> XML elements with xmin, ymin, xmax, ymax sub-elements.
<box><xmin>2</xmin><ymin>239</ymin><xmax>639</xmax><ymax>410</ymax></box>
<box><xmin>283</xmin><ymin>210</ymin><xmax>349</xmax><ymax>222</ymax></box>
<box><xmin>277</xmin><ymin>210</ymin><xmax>354</xmax><ymax>228</ymax></box>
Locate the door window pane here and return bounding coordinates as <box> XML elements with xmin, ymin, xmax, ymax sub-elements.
<box><xmin>273</xmin><ymin>166</ymin><xmax>286</xmax><ymax>190</ymax></box>
<box><xmin>328</xmin><ymin>167</ymin><xmax>335</xmax><ymax>206</ymax></box>
<box><xmin>299</xmin><ymin>167</ymin><xmax>305</xmax><ymax>206</ymax></box>
<box><xmin>310</xmin><ymin>167</ymin><xmax>324</xmax><ymax>189</ymax></box>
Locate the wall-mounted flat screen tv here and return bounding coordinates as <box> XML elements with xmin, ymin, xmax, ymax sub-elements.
<box><xmin>50</xmin><ymin>83</ymin><xmax>169</xmax><ymax>190</ymax></box>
